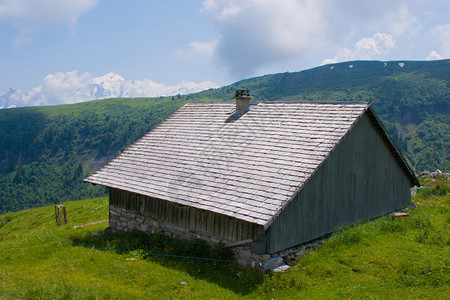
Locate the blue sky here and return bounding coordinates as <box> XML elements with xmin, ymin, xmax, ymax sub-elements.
<box><xmin>0</xmin><ymin>0</ymin><xmax>449</xmax><ymax>105</ymax></box>
<box><xmin>0</xmin><ymin>1</ymin><xmax>218</xmax><ymax>89</ymax></box>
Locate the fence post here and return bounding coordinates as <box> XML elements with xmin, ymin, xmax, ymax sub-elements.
<box><xmin>55</xmin><ymin>205</ymin><xmax>60</xmax><ymax>226</ymax></box>
<box><xmin>55</xmin><ymin>205</ymin><xmax>67</xmax><ymax>226</ymax></box>
<box><xmin>62</xmin><ymin>205</ymin><xmax>67</xmax><ymax>224</ymax></box>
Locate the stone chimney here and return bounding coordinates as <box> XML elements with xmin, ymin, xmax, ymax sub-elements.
<box><xmin>234</xmin><ymin>90</ymin><xmax>251</xmax><ymax>114</ymax></box>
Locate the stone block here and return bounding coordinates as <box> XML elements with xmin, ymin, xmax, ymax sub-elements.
<box><xmin>311</xmin><ymin>243</ymin><xmax>321</xmax><ymax>250</ymax></box>
<box><xmin>163</xmin><ymin>223</ymin><xmax>174</xmax><ymax>231</ymax></box>
<box><xmin>273</xmin><ymin>265</ymin><xmax>290</xmax><ymax>273</ymax></box>
<box><xmin>179</xmin><ymin>227</ymin><xmax>190</xmax><ymax>234</ymax></box>
<box><xmin>238</xmin><ymin>249</ymin><xmax>252</xmax><ymax>265</ymax></box>
<box><xmin>210</xmin><ymin>236</ymin><xmax>220</xmax><ymax>244</ymax></box>
<box><xmin>140</xmin><ymin>224</ymin><xmax>149</xmax><ymax>232</ymax></box>
<box><xmin>249</xmin><ymin>254</ymin><xmax>265</xmax><ymax>263</ymax></box>
<box><xmin>201</xmin><ymin>236</ymin><xmax>211</xmax><ymax>242</ymax></box>
<box><xmin>123</xmin><ymin>211</ymin><xmax>136</xmax><ymax>219</ymax></box>
<box><xmin>262</xmin><ymin>257</ymin><xmax>283</xmax><ymax>271</ymax></box>
<box><xmin>261</xmin><ymin>254</ymin><xmax>271</xmax><ymax>261</ymax></box>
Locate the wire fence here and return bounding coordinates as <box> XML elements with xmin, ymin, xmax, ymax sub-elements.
<box><xmin>1</xmin><ymin>202</ymin><xmax>423</xmax><ymax>267</ymax></box>
<box><xmin>4</xmin><ymin>191</ymin><xmax>449</xmax><ymax>267</ymax></box>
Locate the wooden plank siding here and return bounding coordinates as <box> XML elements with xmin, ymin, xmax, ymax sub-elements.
<box><xmin>110</xmin><ymin>188</ymin><xmax>263</xmax><ymax>242</ymax></box>
<box><xmin>266</xmin><ymin>113</ymin><xmax>412</xmax><ymax>253</ymax></box>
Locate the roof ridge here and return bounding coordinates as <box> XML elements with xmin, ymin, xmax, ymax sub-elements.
<box><xmin>186</xmin><ymin>101</ymin><xmax>369</xmax><ymax>105</ymax></box>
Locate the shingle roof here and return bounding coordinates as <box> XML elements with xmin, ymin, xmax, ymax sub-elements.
<box><xmin>85</xmin><ymin>102</ymin><xmax>372</xmax><ymax>227</ymax></box>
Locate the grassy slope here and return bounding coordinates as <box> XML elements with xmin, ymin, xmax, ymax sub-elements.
<box><xmin>1</xmin><ymin>188</ymin><xmax>448</xmax><ymax>299</ymax></box>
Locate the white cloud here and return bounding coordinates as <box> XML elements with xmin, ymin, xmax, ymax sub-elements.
<box><xmin>353</xmin><ymin>33</ymin><xmax>396</xmax><ymax>59</ymax></box>
<box><xmin>427</xmin><ymin>51</ymin><xmax>443</xmax><ymax>60</ymax></box>
<box><xmin>0</xmin><ymin>0</ymin><xmax>99</xmax><ymax>47</ymax></box>
<box><xmin>0</xmin><ymin>71</ymin><xmax>219</xmax><ymax>108</ymax></box>
<box><xmin>201</xmin><ymin>0</ymin><xmax>327</xmax><ymax>76</ymax></box>
<box><xmin>176</xmin><ymin>41</ymin><xmax>218</xmax><ymax>59</ymax></box>
<box><xmin>321</xmin><ymin>33</ymin><xmax>396</xmax><ymax>65</ymax></box>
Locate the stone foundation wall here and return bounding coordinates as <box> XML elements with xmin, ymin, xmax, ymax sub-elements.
<box><xmin>109</xmin><ymin>204</ymin><xmax>273</xmax><ymax>264</ymax></box>
<box><xmin>109</xmin><ymin>204</ymin><xmax>319</xmax><ymax>267</ymax></box>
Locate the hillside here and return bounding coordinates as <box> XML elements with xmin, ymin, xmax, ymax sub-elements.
<box><xmin>0</xmin><ymin>59</ymin><xmax>449</xmax><ymax>213</ymax></box>
<box><xmin>0</xmin><ymin>187</ymin><xmax>448</xmax><ymax>298</ymax></box>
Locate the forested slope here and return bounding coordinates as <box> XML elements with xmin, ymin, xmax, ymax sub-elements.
<box><xmin>0</xmin><ymin>97</ymin><xmax>191</xmax><ymax>212</ymax></box>
<box><xmin>0</xmin><ymin>59</ymin><xmax>448</xmax><ymax>213</ymax></box>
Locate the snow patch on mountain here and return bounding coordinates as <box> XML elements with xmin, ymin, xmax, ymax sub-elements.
<box><xmin>0</xmin><ymin>71</ymin><xmax>219</xmax><ymax>109</ymax></box>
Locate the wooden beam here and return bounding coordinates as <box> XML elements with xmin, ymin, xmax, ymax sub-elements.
<box><xmin>223</xmin><ymin>239</ymin><xmax>253</xmax><ymax>248</ymax></box>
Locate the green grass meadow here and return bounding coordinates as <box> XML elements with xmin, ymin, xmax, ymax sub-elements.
<box><xmin>0</xmin><ymin>187</ymin><xmax>448</xmax><ymax>299</ymax></box>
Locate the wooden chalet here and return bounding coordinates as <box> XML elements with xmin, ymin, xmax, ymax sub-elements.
<box><xmin>85</xmin><ymin>90</ymin><xmax>419</xmax><ymax>255</ymax></box>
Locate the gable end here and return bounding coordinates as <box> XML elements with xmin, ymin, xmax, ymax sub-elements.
<box><xmin>365</xmin><ymin>107</ymin><xmax>419</xmax><ymax>187</ymax></box>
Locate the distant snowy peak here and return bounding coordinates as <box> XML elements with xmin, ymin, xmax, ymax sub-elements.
<box><xmin>93</xmin><ymin>72</ymin><xmax>125</xmax><ymax>84</ymax></box>
<box><xmin>91</xmin><ymin>72</ymin><xmax>126</xmax><ymax>95</ymax></box>
<box><xmin>0</xmin><ymin>71</ymin><xmax>220</xmax><ymax>109</ymax></box>
<box><xmin>79</xmin><ymin>73</ymin><xmax>219</xmax><ymax>99</ymax></box>
<box><xmin>79</xmin><ymin>73</ymin><xmax>218</xmax><ymax>99</ymax></box>
<box><xmin>78</xmin><ymin>72</ymin><xmax>126</xmax><ymax>100</ymax></box>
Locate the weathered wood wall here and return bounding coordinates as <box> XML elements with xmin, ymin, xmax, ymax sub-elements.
<box><xmin>110</xmin><ymin>188</ymin><xmax>263</xmax><ymax>242</ymax></box>
<box><xmin>267</xmin><ymin>113</ymin><xmax>412</xmax><ymax>253</ymax></box>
